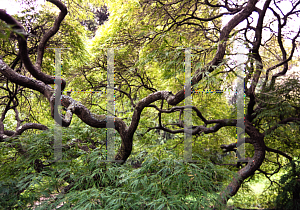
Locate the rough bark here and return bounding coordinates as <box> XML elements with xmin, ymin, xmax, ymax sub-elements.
<box><xmin>219</xmin><ymin>120</ymin><xmax>266</xmax><ymax>203</ymax></box>
<box><xmin>1</xmin><ymin>0</ymin><xmax>299</xmax><ymax>207</ymax></box>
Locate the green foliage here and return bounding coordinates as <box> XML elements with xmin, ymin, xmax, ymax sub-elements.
<box><xmin>275</xmin><ymin>158</ymin><xmax>300</xmax><ymax>210</ymax></box>
<box><xmin>0</xmin><ymin>20</ymin><xmax>12</xmax><ymax>41</ymax></box>
<box><xmin>0</xmin><ymin>124</ymin><xmax>237</xmax><ymax>209</ymax></box>
<box><xmin>255</xmin><ymin>77</ymin><xmax>300</xmax><ymax>133</ymax></box>
<box><xmin>0</xmin><ymin>122</ymin><xmax>106</xmax><ymax>209</ymax></box>
<box><xmin>40</xmin><ymin>156</ymin><xmax>234</xmax><ymax>209</ymax></box>
<box><xmin>228</xmin><ymin>173</ymin><xmax>278</xmax><ymax>209</ymax></box>
<box><xmin>2</xmin><ymin>0</ymin><xmax>300</xmax><ymax>209</ymax></box>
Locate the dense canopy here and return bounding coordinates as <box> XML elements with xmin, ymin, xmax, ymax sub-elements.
<box><xmin>0</xmin><ymin>0</ymin><xmax>300</xmax><ymax>209</ymax></box>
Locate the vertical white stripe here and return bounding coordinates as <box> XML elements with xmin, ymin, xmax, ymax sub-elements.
<box><xmin>236</xmin><ymin>45</ymin><xmax>246</xmax><ymax>162</ymax></box>
<box><xmin>184</xmin><ymin>48</ymin><xmax>192</xmax><ymax>161</ymax></box>
<box><xmin>54</xmin><ymin>49</ymin><xmax>62</xmax><ymax>161</ymax></box>
<box><xmin>107</xmin><ymin>48</ymin><xmax>115</xmax><ymax>161</ymax></box>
